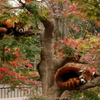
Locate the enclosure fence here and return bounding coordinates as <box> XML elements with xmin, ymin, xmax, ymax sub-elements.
<box><xmin>0</xmin><ymin>83</ymin><xmax>42</xmax><ymax>99</ymax></box>
<box><xmin>0</xmin><ymin>86</ymin><xmax>30</xmax><ymax>98</ymax></box>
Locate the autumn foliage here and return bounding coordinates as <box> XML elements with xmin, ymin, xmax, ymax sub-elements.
<box><xmin>0</xmin><ymin>0</ymin><xmax>100</xmax><ymax>99</ymax></box>
<box><xmin>0</xmin><ymin>36</ymin><xmax>41</xmax><ymax>88</ymax></box>
<box><xmin>53</xmin><ymin>36</ymin><xmax>100</xmax><ymax>73</ymax></box>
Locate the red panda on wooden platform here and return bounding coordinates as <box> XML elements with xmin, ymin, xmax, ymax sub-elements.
<box><xmin>0</xmin><ymin>19</ymin><xmax>26</xmax><ymax>38</ymax></box>
<box><xmin>55</xmin><ymin>66</ymin><xmax>99</xmax><ymax>89</ymax></box>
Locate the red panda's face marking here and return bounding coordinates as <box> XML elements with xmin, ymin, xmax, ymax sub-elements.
<box><xmin>14</xmin><ymin>22</ymin><xmax>26</xmax><ymax>33</ymax></box>
<box><xmin>79</xmin><ymin>68</ymin><xmax>93</xmax><ymax>83</ymax></box>
<box><xmin>16</xmin><ymin>27</ymin><xmax>25</xmax><ymax>33</ymax></box>
<box><xmin>0</xmin><ymin>19</ymin><xmax>28</xmax><ymax>38</ymax></box>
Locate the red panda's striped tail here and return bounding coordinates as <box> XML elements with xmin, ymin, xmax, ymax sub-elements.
<box><xmin>56</xmin><ymin>77</ymin><xmax>80</xmax><ymax>89</ymax></box>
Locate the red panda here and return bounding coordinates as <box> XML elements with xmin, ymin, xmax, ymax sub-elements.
<box><xmin>0</xmin><ymin>19</ymin><xmax>27</xmax><ymax>38</ymax></box>
<box><xmin>55</xmin><ymin>66</ymin><xmax>98</xmax><ymax>89</ymax></box>
<box><xmin>14</xmin><ymin>22</ymin><xmax>27</xmax><ymax>35</ymax></box>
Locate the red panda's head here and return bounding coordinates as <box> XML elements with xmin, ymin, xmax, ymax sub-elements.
<box><xmin>79</xmin><ymin>68</ymin><xmax>93</xmax><ymax>83</ymax></box>
<box><xmin>14</xmin><ymin>22</ymin><xmax>27</xmax><ymax>33</ymax></box>
<box><xmin>0</xmin><ymin>19</ymin><xmax>27</xmax><ymax>33</ymax></box>
<box><xmin>0</xmin><ymin>19</ymin><xmax>28</xmax><ymax>38</ymax></box>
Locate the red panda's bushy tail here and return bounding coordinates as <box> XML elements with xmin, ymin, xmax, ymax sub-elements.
<box><xmin>55</xmin><ymin>66</ymin><xmax>81</xmax><ymax>89</ymax></box>
<box><xmin>56</xmin><ymin>77</ymin><xmax>80</xmax><ymax>89</ymax></box>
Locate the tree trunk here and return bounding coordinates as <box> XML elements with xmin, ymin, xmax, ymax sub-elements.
<box><xmin>37</xmin><ymin>19</ymin><xmax>55</xmax><ymax>95</ymax></box>
<box><xmin>37</xmin><ymin>19</ymin><xmax>81</xmax><ymax>97</ymax></box>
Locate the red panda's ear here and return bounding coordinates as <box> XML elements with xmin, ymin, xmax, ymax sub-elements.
<box><xmin>79</xmin><ymin>69</ymin><xmax>83</xmax><ymax>73</ymax></box>
<box><xmin>93</xmin><ymin>72</ymin><xmax>100</xmax><ymax>77</ymax></box>
<box><xmin>92</xmin><ymin>72</ymin><xmax>96</xmax><ymax>76</ymax></box>
<box><xmin>14</xmin><ymin>22</ymin><xmax>17</xmax><ymax>26</ymax></box>
<box><xmin>79</xmin><ymin>68</ymin><xmax>87</xmax><ymax>73</ymax></box>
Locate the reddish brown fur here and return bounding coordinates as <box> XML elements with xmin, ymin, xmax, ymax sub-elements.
<box><xmin>0</xmin><ymin>19</ymin><xmax>26</xmax><ymax>36</ymax></box>
<box><xmin>80</xmin><ymin>69</ymin><xmax>93</xmax><ymax>82</ymax></box>
<box><xmin>57</xmin><ymin>77</ymin><xmax>80</xmax><ymax>89</ymax></box>
<box><xmin>0</xmin><ymin>27</ymin><xmax>7</xmax><ymax>33</ymax></box>
<box><xmin>0</xmin><ymin>19</ymin><xmax>14</xmax><ymax>28</ymax></box>
<box><xmin>55</xmin><ymin>66</ymin><xmax>93</xmax><ymax>89</ymax></box>
<box><xmin>55</xmin><ymin>67</ymin><xmax>80</xmax><ymax>81</ymax></box>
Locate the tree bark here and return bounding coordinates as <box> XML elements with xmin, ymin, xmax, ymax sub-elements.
<box><xmin>37</xmin><ymin>19</ymin><xmax>100</xmax><ymax>98</ymax></box>
<box><xmin>37</xmin><ymin>19</ymin><xmax>55</xmax><ymax>95</ymax></box>
<box><xmin>37</xmin><ymin>19</ymin><xmax>80</xmax><ymax>95</ymax></box>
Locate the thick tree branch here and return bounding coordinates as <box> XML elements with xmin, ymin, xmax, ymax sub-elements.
<box><xmin>40</xmin><ymin>19</ymin><xmax>54</xmax><ymax>60</ymax></box>
<box><xmin>54</xmin><ymin>55</ymin><xmax>88</xmax><ymax>70</ymax></box>
<box><xmin>60</xmin><ymin>76</ymin><xmax>100</xmax><ymax>91</ymax></box>
<box><xmin>55</xmin><ymin>55</ymin><xmax>79</xmax><ymax>69</ymax></box>
<box><xmin>41</xmin><ymin>19</ymin><xmax>54</xmax><ymax>39</ymax></box>
<box><xmin>23</xmin><ymin>30</ymin><xmax>43</xmax><ymax>37</ymax></box>
<box><xmin>48</xmin><ymin>76</ymin><xmax>100</xmax><ymax>97</ymax></box>
<box><xmin>78</xmin><ymin>76</ymin><xmax>100</xmax><ymax>90</ymax></box>
<box><xmin>37</xmin><ymin>19</ymin><xmax>55</xmax><ymax>94</ymax></box>
<box><xmin>0</xmin><ymin>30</ymin><xmax>43</xmax><ymax>39</ymax></box>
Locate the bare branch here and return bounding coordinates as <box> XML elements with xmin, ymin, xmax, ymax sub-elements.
<box><xmin>0</xmin><ymin>4</ymin><xmax>23</xmax><ymax>9</ymax></box>
<box><xmin>17</xmin><ymin>0</ymin><xmax>25</xmax><ymax>5</ymax></box>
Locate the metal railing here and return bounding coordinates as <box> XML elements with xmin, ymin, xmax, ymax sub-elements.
<box><xmin>0</xmin><ymin>86</ymin><xmax>30</xmax><ymax>98</ymax></box>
